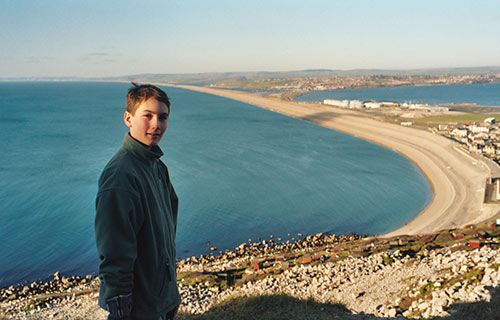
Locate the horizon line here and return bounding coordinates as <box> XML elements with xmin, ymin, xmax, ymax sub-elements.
<box><xmin>1</xmin><ymin>65</ymin><xmax>500</xmax><ymax>80</ymax></box>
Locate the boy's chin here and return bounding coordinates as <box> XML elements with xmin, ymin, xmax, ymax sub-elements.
<box><xmin>130</xmin><ymin>133</ymin><xmax>161</xmax><ymax>147</ymax></box>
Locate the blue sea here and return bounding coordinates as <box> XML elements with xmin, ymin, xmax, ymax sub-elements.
<box><xmin>0</xmin><ymin>82</ymin><xmax>437</xmax><ymax>287</ymax></box>
<box><xmin>294</xmin><ymin>82</ymin><xmax>500</xmax><ymax>106</ymax></box>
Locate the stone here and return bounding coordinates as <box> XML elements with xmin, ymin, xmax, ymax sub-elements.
<box><xmin>419</xmin><ymin>302</ymin><xmax>430</xmax><ymax>311</ymax></box>
<box><xmin>386</xmin><ymin>308</ymin><xmax>397</xmax><ymax>317</ymax></box>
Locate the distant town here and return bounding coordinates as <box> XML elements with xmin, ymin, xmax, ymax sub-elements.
<box><xmin>212</xmin><ymin>74</ymin><xmax>500</xmax><ymax>92</ymax></box>
<box><xmin>298</xmin><ymin>74</ymin><xmax>500</xmax><ymax>91</ymax></box>
<box><xmin>436</xmin><ymin>118</ymin><xmax>500</xmax><ymax>164</ymax></box>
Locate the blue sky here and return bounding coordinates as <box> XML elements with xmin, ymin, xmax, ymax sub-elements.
<box><xmin>1</xmin><ymin>0</ymin><xmax>499</xmax><ymax>77</ymax></box>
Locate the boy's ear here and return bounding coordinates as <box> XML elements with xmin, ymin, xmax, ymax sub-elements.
<box><xmin>124</xmin><ymin>111</ymin><xmax>132</xmax><ymax>128</ymax></box>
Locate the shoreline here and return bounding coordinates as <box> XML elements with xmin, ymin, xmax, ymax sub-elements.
<box><xmin>164</xmin><ymin>84</ymin><xmax>499</xmax><ymax>236</ymax></box>
<box><xmin>3</xmin><ymin>223</ymin><xmax>500</xmax><ymax>319</ymax></box>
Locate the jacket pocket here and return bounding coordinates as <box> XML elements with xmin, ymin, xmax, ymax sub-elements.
<box><xmin>158</xmin><ymin>258</ymin><xmax>173</xmax><ymax>296</ymax></box>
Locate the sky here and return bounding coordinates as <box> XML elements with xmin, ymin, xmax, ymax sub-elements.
<box><xmin>1</xmin><ymin>0</ymin><xmax>499</xmax><ymax>78</ymax></box>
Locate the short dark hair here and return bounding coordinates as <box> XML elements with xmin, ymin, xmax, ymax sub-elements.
<box><xmin>126</xmin><ymin>82</ymin><xmax>170</xmax><ymax>115</ymax></box>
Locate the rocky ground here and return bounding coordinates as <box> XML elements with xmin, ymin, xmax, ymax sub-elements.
<box><xmin>2</xmin><ymin>224</ymin><xmax>500</xmax><ymax>319</ymax></box>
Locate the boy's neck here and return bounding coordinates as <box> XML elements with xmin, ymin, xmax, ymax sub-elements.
<box><xmin>128</xmin><ymin>132</ymin><xmax>151</xmax><ymax>149</ymax></box>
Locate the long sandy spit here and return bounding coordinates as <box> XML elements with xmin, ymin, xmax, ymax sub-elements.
<box><xmin>167</xmin><ymin>84</ymin><xmax>498</xmax><ymax>236</ymax></box>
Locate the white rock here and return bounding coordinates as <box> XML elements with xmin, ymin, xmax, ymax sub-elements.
<box><xmin>386</xmin><ymin>307</ymin><xmax>397</xmax><ymax>317</ymax></box>
<box><xmin>419</xmin><ymin>302</ymin><xmax>430</xmax><ymax>311</ymax></box>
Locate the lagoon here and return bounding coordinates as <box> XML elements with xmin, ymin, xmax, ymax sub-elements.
<box><xmin>294</xmin><ymin>82</ymin><xmax>500</xmax><ymax>106</ymax></box>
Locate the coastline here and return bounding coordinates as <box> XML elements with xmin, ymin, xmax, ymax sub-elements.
<box><xmin>4</xmin><ymin>221</ymin><xmax>500</xmax><ymax>318</ymax></box>
<box><xmin>164</xmin><ymin>84</ymin><xmax>499</xmax><ymax>236</ymax></box>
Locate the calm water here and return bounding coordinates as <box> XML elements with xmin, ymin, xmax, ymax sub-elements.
<box><xmin>294</xmin><ymin>82</ymin><xmax>500</xmax><ymax>106</ymax></box>
<box><xmin>0</xmin><ymin>82</ymin><xmax>433</xmax><ymax>286</ymax></box>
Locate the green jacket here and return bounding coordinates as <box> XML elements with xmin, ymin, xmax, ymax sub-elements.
<box><xmin>95</xmin><ymin>133</ymin><xmax>180</xmax><ymax>319</ymax></box>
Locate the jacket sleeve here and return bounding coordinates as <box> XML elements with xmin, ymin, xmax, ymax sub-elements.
<box><xmin>95</xmin><ymin>187</ymin><xmax>144</xmax><ymax>306</ymax></box>
<box><xmin>169</xmin><ymin>181</ymin><xmax>179</xmax><ymax>235</ymax></box>
<box><xmin>164</xmin><ymin>164</ymin><xmax>179</xmax><ymax>235</ymax></box>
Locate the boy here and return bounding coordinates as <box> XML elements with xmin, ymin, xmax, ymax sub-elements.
<box><xmin>95</xmin><ymin>83</ymin><xmax>180</xmax><ymax>320</ymax></box>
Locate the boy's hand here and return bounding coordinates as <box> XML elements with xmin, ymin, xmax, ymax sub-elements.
<box><xmin>106</xmin><ymin>293</ymin><xmax>132</xmax><ymax>320</ymax></box>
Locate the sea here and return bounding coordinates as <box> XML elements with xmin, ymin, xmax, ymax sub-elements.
<box><xmin>294</xmin><ymin>82</ymin><xmax>500</xmax><ymax>106</ymax></box>
<box><xmin>1</xmin><ymin>80</ymin><xmax>463</xmax><ymax>287</ymax></box>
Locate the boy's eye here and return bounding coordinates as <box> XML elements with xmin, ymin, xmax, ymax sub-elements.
<box><xmin>144</xmin><ymin>114</ymin><xmax>152</xmax><ymax>119</ymax></box>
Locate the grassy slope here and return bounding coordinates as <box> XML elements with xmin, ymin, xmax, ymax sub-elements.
<box><xmin>214</xmin><ymin>79</ymin><xmax>297</xmax><ymax>90</ymax></box>
<box><xmin>407</xmin><ymin>114</ymin><xmax>500</xmax><ymax>127</ymax></box>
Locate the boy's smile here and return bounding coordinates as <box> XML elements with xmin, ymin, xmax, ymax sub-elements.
<box><xmin>124</xmin><ymin>98</ymin><xmax>169</xmax><ymax>147</ymax></box>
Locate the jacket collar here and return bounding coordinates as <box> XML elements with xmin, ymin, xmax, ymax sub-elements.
<box><xmin>122</xmin><ymin>133</ymin><xmax>164</xmax><ymax>161</ymax></box>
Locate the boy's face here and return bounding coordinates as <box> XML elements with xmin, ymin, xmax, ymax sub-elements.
<box><xmin>124</xmin><ymin>98</ymin><xmax>169</xmax><ymax>147</ymax></box>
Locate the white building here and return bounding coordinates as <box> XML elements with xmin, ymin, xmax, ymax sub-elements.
<box><xmin>431</xmin><ymin>106</ymin><xmax>450</xmax><ymax>112</ymax></box>
<box><xmin>451</xmin><ymin>128</ymin><xmax>468</xmax><ymax>137</ymax></box>
<box><xmin>324</xmin><ymin>99</ymin><xmax>349</xmax><ymax>108</ymax></box>
<box><xmin>484</xmin><ymin>145</ymin><xmax>496</xmax><ymax>155</ymax></box>
<box><xmin>470</xmin><ymin>133</ymin><xmax>489</xmax><ymax>141</ymax></box>
<box><xmin>485</xmin><ymin>117</ymin><xmax>496</xmax><ymax>124</ymax></box>
<box><xmin>350</xmin><ymin>100</ymin><xmax>364</xmax><ymax>109</ymax></box>
<box><xmin>470</xmin><ymin>125</ymin><xmax>489</xmax><ymax>133</ymax></box>
<box><xmin>408</xmin><ymin>103</ymin><xmax>431</xmax><ymax>111</ymax></box>
<box><xmin>323</xmin><ymin>99</ymin><xmax>364</xmax><ymax>109</ymax></box>
<box><xmin>364</xmin><ymin>102</ymin><xmax>382</xmax><ymax>109</ymax></box>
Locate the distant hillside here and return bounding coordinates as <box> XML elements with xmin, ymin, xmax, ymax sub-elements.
<box><xmin>102</xmin><ymin>66</ymin><xmax>500</xmax><ymax>84</ymax></box>
<box><xmin>2</xmin><ymin>66</ymin><xmax>500</xmax><ymax>83</ymax></box>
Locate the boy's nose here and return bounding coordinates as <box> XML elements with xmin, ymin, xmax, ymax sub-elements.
<box><xmin>151</xmin><ymin>116</ymin><xmax>159</xmax><ymax>128</ymax></box>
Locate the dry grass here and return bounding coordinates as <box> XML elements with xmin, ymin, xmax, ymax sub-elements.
<box><xmin>175</xmin><ymin>286</ymin><xmax>500</xmax><ymax>320</ymax></box>
<box><xmin>177</xmin><ymin>294</ymin><xmax>368</xmax><ymax>320</ymax></box>
<box><xmin>431</xmin><ymin>287</ymin><xmax>500</xmax><ymax>320</ymax></box>
<box><xmin>408</xmin><ymin>113</ymin><xmax>500</xmax><ymax>127</ymax></box>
